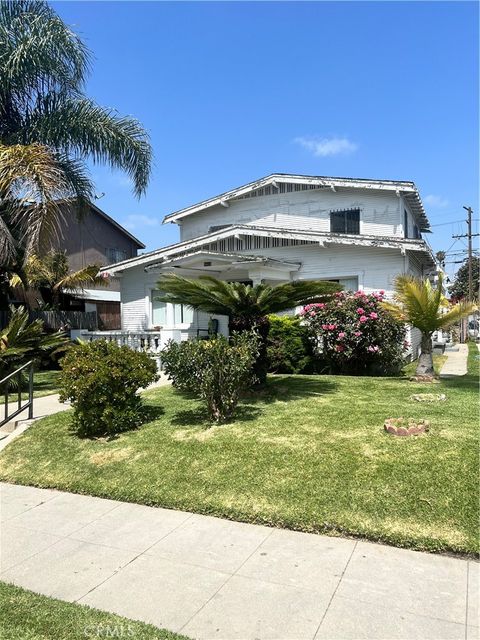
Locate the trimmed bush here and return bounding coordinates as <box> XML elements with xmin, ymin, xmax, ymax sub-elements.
<box><xmin>161</xmin><ymin>332</ymin><xmax>259</xmax><ymax>423</ymax></box>
<box><xmin>59</xmin><ymin>341</ymin><xmax>158</xmax><ymax>437</ymax></box>
<box><xmin>301</xmin><ymin>290</ymin><xmax>407</xmax><ymax>375</ymax></box>
<box><xmin>266</xmin><ymin>314</ymin><xmax>314</xmax><ymax>374</ymax></box>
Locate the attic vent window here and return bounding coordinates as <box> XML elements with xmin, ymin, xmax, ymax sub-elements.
<box><xmin>203</xmin><ymin>261</ymin><xmax>212</xmax><ymax>267</ymax></box>
<box><xmin>330</xmin><ymin>209</ymin><xmax>360</xmax><ymax>235</ymax></box>
<box><xmin>209</xmin><ymin>225</ymin><xmax>230</xmax><ymax>233</ymax></box>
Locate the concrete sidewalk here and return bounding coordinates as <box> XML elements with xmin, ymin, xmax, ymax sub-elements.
<box><xmin>440</xmin><ymin>344</ymin><xmax>469</xmax><ymax>378</ymax></box>
<box><xmin>1</xmin><ymin>483</ymin><xmax>478</xmax><ymax>639</ymax></box>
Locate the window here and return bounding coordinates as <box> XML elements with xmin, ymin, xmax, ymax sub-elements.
<box><xmin>173</xmin><ymin>304</ymin><xmax>194</xmax><ymax>325</ymax></box>
<box><xmin>413</xmin><ymin>224</ymin><xmax>421</xmax><ymax>239</ymax></box>
<box><xmin>404</xmin><ymin>210</ymin><xmax>409</xmax><ymax>238</ymax></box>
<box><xmin>329</xmin><ymin>277</ymin><xmax>359</xmax><ymax>292</ymax></box>
<box><xmin>151</xmin><ymin>290</ymin><xmax>166</xmax><ymax>326</ymax></box>
<box><xmin>106</xmin><ymin>248</ymin><xmax>127</xmax><ymax>264</ymax></box>
<box><xmin>330</xmin><ymin>209</ymin><xmax>360</xmax><ymax>234</ymax></box>
<box><xmin>209</xmin><ymin>225</ymin><xmax>231</xmax><ymax>233</ymax></box>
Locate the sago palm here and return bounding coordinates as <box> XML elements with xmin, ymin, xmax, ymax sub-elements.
<box><xmin>381</xmin><ymin>274</ymin><xmax>476</xmax><ymax>376</ymax></box>
<box><xmin>156</xmin><ymin>274</ymin><xmax>341</xmax><ymax>382</ymax></box>
<box><xmin>10</xmin><ymin>251</ymin><xmax>107</xmax><ymax>309</ymax></box>
<box><xmin>0</xmin><ymin>305</ymin><xmax>67</xmax><ymax>381</ymax></box>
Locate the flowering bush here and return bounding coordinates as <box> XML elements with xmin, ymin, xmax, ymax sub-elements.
<box><xmin>161</xmin><ymin>332</ymin><xmax>259</xmax><ymax>423</ymax></box>
<box><xmin>300</xmin><ymin>290</ymin><xmax>407</xmax><ymax>375</ymax></box>
<box><xmin>59</xmin><ymin>341</ymin><xmax>158</xmax><ymax>437</ymax></box>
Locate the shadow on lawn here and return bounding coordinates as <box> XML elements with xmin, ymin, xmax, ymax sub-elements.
<box><xmin>244</xmin><ymin>375</ymin><xmax>338</xmax><ymax>405</ymax></box>
<box><xmin>168</xmin><ymin>376</ymin><xmax>337</xmax><ymax>427</ymax></box>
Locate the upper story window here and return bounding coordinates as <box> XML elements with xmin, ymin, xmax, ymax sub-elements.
<box><xmin>106</xmin><ymin>248</ymin><xmax>127</xmax><ymax>264</ymax></box>
<box><xmin>330</xmin><ymin>209</ymin><xmax>360</xmax><ymax>235</ymax></box>
<box><xmin>413</xmin><ymin>224</ymin><xmax>421</xmax><ymax>239</ymax></box>
<box><xmin>209</xmin><ymin>225</ymin><xmax>231</xmax><ymax>233</ymax></box>
<box><xmin>404</xmin><ymin>210</ymin><xmax>409</xmax><ymax>238</ymax></box>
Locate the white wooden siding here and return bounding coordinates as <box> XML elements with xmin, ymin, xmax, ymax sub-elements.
<box><xmin>120</xmin><ymin>266</ymin><xmax>229</xmax><ymax>335</ymax></box>
<box><xmin>180</xmin><ymin>188</ymin><xmax>404</xmax><ymax>242</ymax></box>
<box><xmin>119</xmin><ymin>245</ymin><xmax>407</xmax><ymax>331</ymax></box>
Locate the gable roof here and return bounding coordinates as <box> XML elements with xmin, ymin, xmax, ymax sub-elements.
<box><xmin>88</xmin><ymin>201</ymin><xmax>145</xmax><ymax>248</ymax></box>
<box><xmin>101</xmin><ymin>223</ymin><xmax>435</xmax><ymax>275</ymax></box>
<box><xmin>162</xmin><ymin>173</ymin><xmax>430</xmax><ymax>231</ymax></box>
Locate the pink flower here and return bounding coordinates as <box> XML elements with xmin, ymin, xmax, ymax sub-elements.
<box><xmin>367</xmin><ymin>345</ymin><xmax>379</xmax><ymax>352</ymax></box>
<box><xmin>379</xmin><ymin>290</ymin><xmax>385</xmax><ymax>295</ymax></box>
<box><xmin>338</xmin><ymin>332</ymin><xmax>346</xmax><ymax>339</ymax></box>
<box><xmin>356</xmin><ymin>308</ymin><xmax>365</xmax><ymax>314</ymax></box>
<box><xmin>335</xmin><ymin>344</ymin><xmax>345</xmax><ymax>352</ymax></box>
<box><xmin>321</xmin><ymin>324</ymin><xmax>329</xmax><ymax>330</ymax></box>
<box><xmin>359</xmin><ymin>316</ymin><xmax>368</xmax><ymax>323</ymax></box>
<box><xmin>329</xmin><ymin>324</ymin><xmax>337</xmax><ymax>330</ymax></box>
<box><xmin>354</xmin><ymin>331</ymin><xmax>362</xmax><ymax>337</ymax></box>
<box><xmin>369</xmin><ymin>312</ymin><xmax>378</xmax><ymax>319</ymax></box>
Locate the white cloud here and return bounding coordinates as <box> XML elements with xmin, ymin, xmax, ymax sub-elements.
<box><xmin>424</xmin><ymin>194</ymin><xmax>449</xmax><ymax>208</ymax></box>
<box><xmin>121</xmin><ymin>214</ymin><xmax>159</xmax><ymax>230</ymax></box>
<box><xmin>294</xmin><ymin>136</ymin><xmax>358</xmax><ymax>157</ymax></box>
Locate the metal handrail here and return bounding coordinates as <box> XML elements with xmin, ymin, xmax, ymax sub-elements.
<box><xmin>0</xmin><ymin>360</ymin><xmax>34</xmax><ymax>428</ymax></box>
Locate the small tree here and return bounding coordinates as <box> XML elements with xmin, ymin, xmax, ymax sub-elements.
<box><xmin>10</xmin><ymin>251</ymin><xmax>108</xmax><ymax>309</ymax></box>
<box><xmin>382</xmin><ymin>274</ymin><xmax>476</xmax><ymax>377</ymax></box>
<box><xmin>156</xmin><ymin>274</ymin><xmax>341</xmax><ymax>383</ymax></box>
<box><xmin>161</xmin><ymin>332</ymin><xmax>259</xmax><ymax>423</ymax></box>
<box><xmin>449</xmin><ymin>257</ymin><xmax>480</xmax><ymax>301</ymax></box>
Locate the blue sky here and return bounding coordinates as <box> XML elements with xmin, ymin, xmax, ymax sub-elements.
<box><xmin>53</xmin><ymin>1</ymin><xmax>478</xmax><ymax>277</ymax></box>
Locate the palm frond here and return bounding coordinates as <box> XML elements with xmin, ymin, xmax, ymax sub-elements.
<box><xmin>156</xmin><ymin>274</ymin><xmax>342</xmax><ymax>319</ymax></box>
<box><xmin>382</xmin><ymin>274</ymin><xmax>475</xmax><ymax>334</ymax></box>
<box><xmin>27</xmin><ymin>95</ymin><xmax>152</xmax><ymax>197</ymax></box>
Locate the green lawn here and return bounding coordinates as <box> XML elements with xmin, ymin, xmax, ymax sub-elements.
<box><xmin>0</xmin><ymin>582</ymin><xmax>188</xmax><ymax>640</ymax></box>
<box><xmin>0</xmin><ymin>369</ymin><xmax>60</xmax><ymax>404</ymax></box>
<box><xmin>0</xmin><ymin>346</ymin><xmax>478</xmax><ymax>555</ymax></box>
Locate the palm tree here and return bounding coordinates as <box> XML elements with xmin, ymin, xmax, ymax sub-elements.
<box><xmin>381</xmin><ymin>274</ymin><xmax>476</xmax><ymax>377</ymax></box>
<box><xmin>156</xmin><ymin>274</ymin><xmax>341</xmax><ymax>383</ymax></box>
<box><xmin>0</xmin><ymin>142</ymin><xmax>83</xmax><ymax>309</ymax></box>
<box><xmin>10</xmin><ymin>251</ymin><xmax>108</xmax><ymax>309</ymax></box>
<box><xmin>0</xmin><ymin>305</ymin><xmax>68</xmax><ymax>382</ymax></box>
<box><xmin>0</xmin><ymin>0</ymin><xmax>152</xmax><ymax>307</ymax></box>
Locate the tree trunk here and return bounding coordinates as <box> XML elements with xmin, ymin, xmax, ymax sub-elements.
<box><xmin>229</xmin><ymin>315</ymin><xmax>270</xmax><ymax>385</ymax></box>
<box><xmin>416</xmin><ymin>332</ymin><xmax>434</xmax><ymax>377</ymax></box>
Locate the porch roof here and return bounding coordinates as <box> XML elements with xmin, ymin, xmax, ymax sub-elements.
<box><xmin>144</xmin><ymin>250</ymin><xmax>302</xmax><ymax>274</ymax></box>
<box><xmin>100</xmin><ymin>224</ymin><xmax>436</xmax><ymax>276</ymax></box>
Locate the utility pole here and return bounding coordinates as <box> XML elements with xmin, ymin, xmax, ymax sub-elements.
<box><xmin>452</xmin><ymin>206</ymin><xmax>478</xmax><ymax>301</ymax></box>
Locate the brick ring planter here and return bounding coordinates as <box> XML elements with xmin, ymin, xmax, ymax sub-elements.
<box><xmin>384</xmin><ymin>417</ymin><xmax>430</xmax><ymax>436</ymax></box>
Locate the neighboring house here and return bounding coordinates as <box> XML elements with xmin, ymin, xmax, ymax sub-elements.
<box><xmin>47</xmin><ymin>201</ymin><xmax>145</xmax><ymax>329</ymax></box>
<box><xmin>100</xmin><ymin>174</ymin><xmax>436</xmax><ymax>356</ymax></box>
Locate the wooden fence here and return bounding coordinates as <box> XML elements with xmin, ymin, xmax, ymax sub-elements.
<box><xmin>29</xmin><ymin>310</ymin><xmax>98</xmax><ymax>331</ymax></box>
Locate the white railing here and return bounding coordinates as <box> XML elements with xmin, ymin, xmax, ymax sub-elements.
<box><xmin>79</xmin><ymin>330</ymin><xmax>183</xmax><ymax>355</ymax></box>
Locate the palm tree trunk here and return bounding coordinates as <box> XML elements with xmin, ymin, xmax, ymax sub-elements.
<box><xmin>416</xmin><ymin>332</ymin><xmax>434</xmax><ymax>377</ymax></box>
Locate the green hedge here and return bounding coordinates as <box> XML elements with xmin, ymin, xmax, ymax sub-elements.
<box><xmin>266</xmin><ymin>314</ymin><xmax>316</xmax><ymax>374</ymax></box>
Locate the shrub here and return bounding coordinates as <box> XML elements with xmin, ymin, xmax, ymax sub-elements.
<box><xmin>301</xmin><ymin>290</ymin><xmax>407</xmax><ymax>375</ymax></box>
<box><xmin>59</xmin><ymin>341</ymin><xmax>158</xmax><ymax>437</ymax></box>
<box><xmin>266</xmin><ymin>315</ymin><xmax>315</xmax><ymax>374</ymax></box>
<box><xmin>161</xmin><ymin>332</ymin><xmax>259</xmax><ymax>423</ymax></box>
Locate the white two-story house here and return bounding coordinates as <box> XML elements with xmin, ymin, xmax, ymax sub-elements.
<box><xmin>100</xmin><ymin>174</ymin><xmax>436</xmax><ymax>357</ymax></box>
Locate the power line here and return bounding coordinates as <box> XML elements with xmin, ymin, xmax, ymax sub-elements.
<box><xmin>430</xmin><ymin>218</ymin><xmax>480</xmax><ymax>227</ymax></box>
